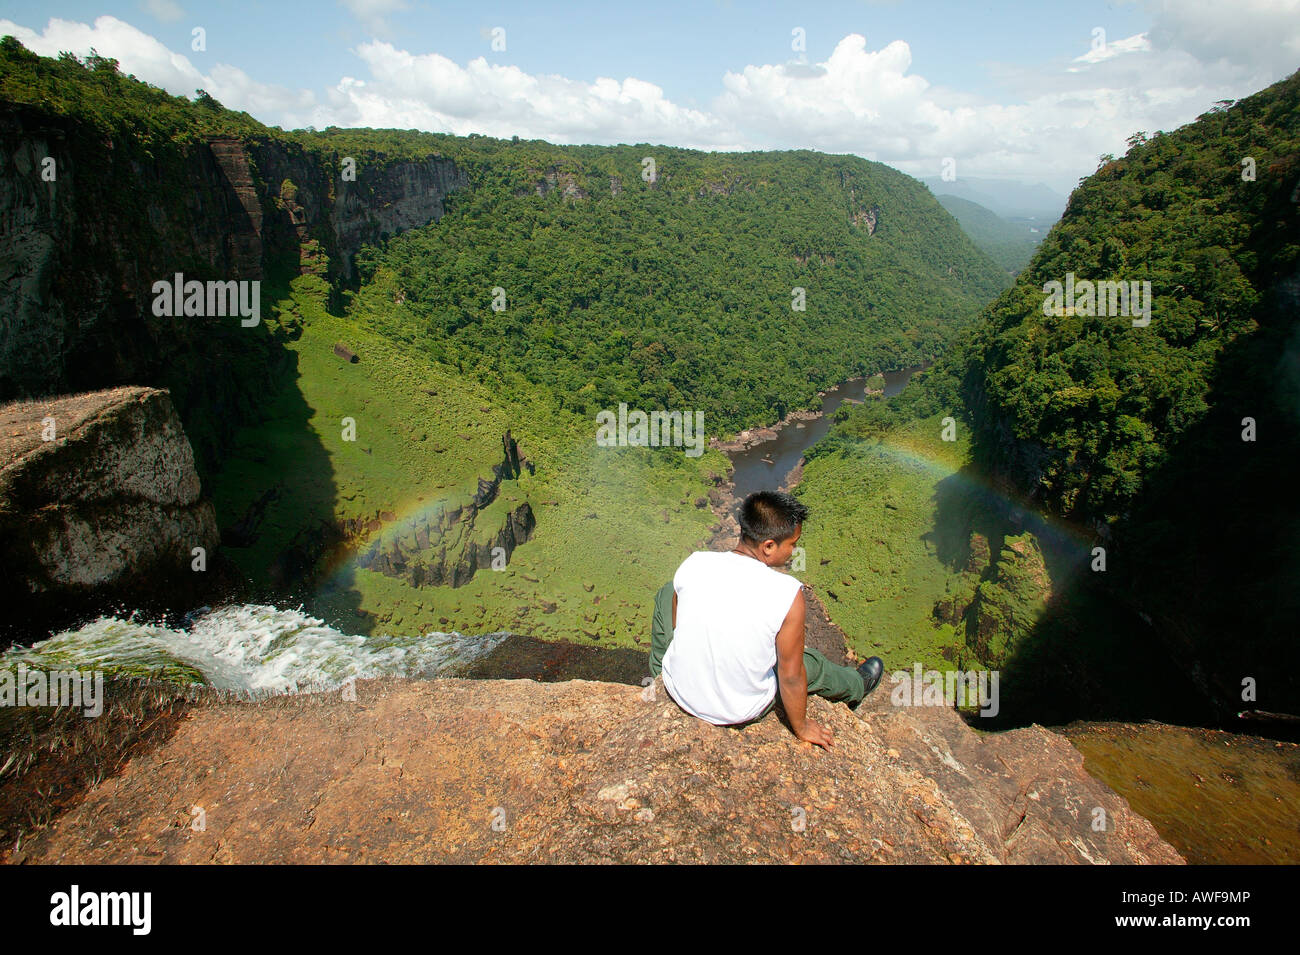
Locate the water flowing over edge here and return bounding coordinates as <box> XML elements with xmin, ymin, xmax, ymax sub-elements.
<box><xmin>0</xmin><ymin>604</ymin><xmax>508</xmax><ymax>696</ymax></box>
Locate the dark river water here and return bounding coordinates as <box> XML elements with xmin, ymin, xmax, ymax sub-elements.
<box><xmin>729</xmin><ymin>365</ymin><xmax>925</xmax><ymax>500</ymax></box>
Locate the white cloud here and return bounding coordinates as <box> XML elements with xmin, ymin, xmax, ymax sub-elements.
<box><xmin>712</xmin><ymin>33</ymin><xmax>1178</xmax><ymax>190</ymax></box>
<box><xmin>1143</xmin><ymin>0</ymin><xmax>1300</xmax><ymax>77</ymax></box>
<box><xmin>306</xmin><ymin>41</ymin><xmax>733</xmax><ymax>146</ymax></box>
<box><xmin>2</xmin><ymin>8</ymin><xmax>1297</xmax><ymax>196</ymax></box>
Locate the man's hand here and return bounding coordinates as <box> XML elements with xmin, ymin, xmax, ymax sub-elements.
<box><xmin>794</xmin><ymin>718</ymin><xmax>833</xmax><ymax>750</ymax></box>
<box><xmin>775</xmin><ymin>589</ymin><xmax>833</xmax><ymax>750</ymax></box>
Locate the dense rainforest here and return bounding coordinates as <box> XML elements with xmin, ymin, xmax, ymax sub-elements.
<box><xmin>0</xmin><ymin>39</ymin><xmax>1006</xmax><ymax>649</ymax></box>
<box><xmin>808</xmin><ymin>68</ymin><xmax>1300</xmax><ymax>724</ymax></box>
<box><xmin>350</xmin><ymin>147</ymin><xmax>1009</xmax><ymax>431</ymax></box>
<box><xmin>0</xmin><ymin>35</ymin><xmax>1005</xmax><ymax>439</ymax></box>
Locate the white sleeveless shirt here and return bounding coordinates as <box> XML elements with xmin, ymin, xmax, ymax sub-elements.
<box><xmin>661</xmin><ymin>550</ymin><xmax>804</xmax><ymax>725</ymax></box>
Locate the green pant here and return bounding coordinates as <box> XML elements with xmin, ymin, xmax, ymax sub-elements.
<box><xmin>648</xmin><ymin>580</ymin><xmax>865</xmax><ymax>721</ymax></box>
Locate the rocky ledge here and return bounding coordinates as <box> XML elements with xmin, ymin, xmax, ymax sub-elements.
<box><xmin>19</xmin><ymin>674</ymin><xmax>1181</xmax><ymax>864</ymax></box>
<box><xmin>0</xmin><ymin>386</ymin><xmax>223</xmax><ymax>642</ymax></box>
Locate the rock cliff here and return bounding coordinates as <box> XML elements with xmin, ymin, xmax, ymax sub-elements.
<box><xmin>356</xmin><ymin>431</ymin><xmax>536</xmax><ymax>588</ymax></box>
<box><xmin>0</xmin><ymin>104</ymin><xmax>467</xmax><ymax>470</ymax></box>
<box><xmin>0</xmin><ymin>386</ymin><xmax>223</xmax><ymax>642</ymax></box>
<box><xmin>15</xmin><ymin>674</ymin><xmax>1182</xmax><ymax>864</ymax></box>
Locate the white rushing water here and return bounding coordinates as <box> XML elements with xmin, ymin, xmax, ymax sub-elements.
<box><xmin>0</xmin><ymin>604</ymin><xmax>508</xmax><ymax>695</ymax></box>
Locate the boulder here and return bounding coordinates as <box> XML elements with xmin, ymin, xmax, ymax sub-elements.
<box><xmin>0</xmin><ymin>386</ymin><xmax>223</xmax><ymax>642</ymax></box>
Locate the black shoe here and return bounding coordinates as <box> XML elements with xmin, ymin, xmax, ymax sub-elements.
<box><xmin>850</xmin><ymin>657</ymin><xmax>884</xmax><ymax>710</ymax></box>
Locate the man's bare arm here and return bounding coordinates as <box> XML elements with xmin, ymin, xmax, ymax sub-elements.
<box><xmin>775</xmin><ymin>589</ymin><xmax>833</xmax><ymax>749</ymax></box>
<box><xmin>672</xmin><ymin>592</ymin><xmax>676</xmax><ymax>628</ymax></box>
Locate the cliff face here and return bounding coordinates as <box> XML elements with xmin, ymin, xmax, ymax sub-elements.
<box><xmin>15</xmin><ymin>674</ymin><xmax>1182</xmax><ymax>864</ymax></box>
<box><xmin>329</xmin><ymin>152</ymin><xmax>467</xmax><ymax>277</ymax></box>
<box><xmin>0</xmin><ymin>104</ymin><xmax>467</xmax><ymax>468</ymax></box>
<box><xmin>0</xmin><ymin>110</ymin><xmax>278</xmax><ymax>407</ymax></box>
<box><xmin>0</xmin><ymin>386</ymin><xmax>222</xmax><ymax>641</ymax></box>
<box><xmin>242</xmin><ymin>138</ymin><xmax>467</xmax><ymax>281</ymax></box>
<box><xmin>356</xmin><ymin>431</ymin><xmax>536</xmax><ymax>589</ymax></box>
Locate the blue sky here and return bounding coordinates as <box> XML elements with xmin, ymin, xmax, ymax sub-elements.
<box><xmin>2</xmin><ymin>1</ymin><xmax>1296</xmax><ymax>193</ymax></box>
<box><xmin>0</xmin><ymin>0</ymin><xmax>1153</xmax><ymax>103</ymax></box>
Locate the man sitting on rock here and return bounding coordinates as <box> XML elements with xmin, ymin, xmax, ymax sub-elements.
<box><xmin>649</xmin><ymin>490</ymin><xmax>884</xmax><ymax>749</ymax></box>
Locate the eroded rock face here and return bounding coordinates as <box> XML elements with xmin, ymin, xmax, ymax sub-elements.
<box><xmin>0</xmin><ymin>386</ymin><xmax>220</xmax><ymax>639</ymax></box>
<box><xmin>523</xmin><ymin>165</ymin><xmax>588</xmax><ymax>200</ymax></box>
<box><xmin>19</xmin><ymin>674</ymin><xmax>1182</xmax><ymax>864</ymax></box>
<box><xmin>356</xmin><ymin>432</ymin><xmax>535</xmax><ymax>589</ymax></box>
<box><xmin>964</xmin><ymin>532</ymin><xmax>1052</xmax><ymax>668</ymax></box>
<box><xmin>0</xmin><ymin>106</ymin><xmax>468</xmax><ymax>471</ymax></box>
<box><xmin>247</xmin><ymin>139</ymin><xmax>468</xmax><ymax>281</ymax></box>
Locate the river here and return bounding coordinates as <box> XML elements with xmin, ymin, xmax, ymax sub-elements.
<box><xmin>728</xmin><ymin>365</ymin><xmax>925</xmax><ymax>500</ymax></box>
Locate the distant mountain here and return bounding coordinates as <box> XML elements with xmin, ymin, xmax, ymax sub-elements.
<box><xmin>935</xmin><ymin>194</ymin><xmax>1043</xmax><ymax>275</ymax></box>
<box><xmin>921</xmin><ymin>175</ymin><xmax>1067</xmax><ymax>222</ymax></box>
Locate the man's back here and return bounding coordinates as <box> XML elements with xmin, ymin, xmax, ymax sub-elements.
<box><xmin>661</xmin><ymin>550</ymin><xmax>804</xmax><ymax>725</ymax></box>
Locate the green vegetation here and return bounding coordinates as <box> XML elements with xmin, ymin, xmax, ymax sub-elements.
<box><xmin>964</xmin><ymin>77</ymin><xmax>1299</xmax><ymax>526</ymax></box>
<box><xmin>795</xmin><ymin>413</ymin><xmax>969</xmax><ymax>670</ymax></box>
<box><xmin>318</xmin><ymin>133</ymin><xmax>1003</xmax><ymax>638</ymax></box>
<box><xmin>799</xmin><ymin>69</ymin><xmax>1300</xmax><ymax>723</ymax></box>
<box><xmin>958</xmin><ymin>70</ymin><xmax>1300</xmax><ymax>718</ymax></box>
<box><xmin>2</xmin><ymin>39</ymin><xmax>1003</xmax><ymax>648</ymax></box>
<box><xmin>0</xmin><ymin>36</ymin><xmax>502</xmax><ymax>161</ymax></box>
<box><xmin>0</xmin><ymin>36</ymin><xmax>267</xmax><ymax>143</ymax></box>
<box><xmin>936</xmin><ymin>194</ymin><xmax>1043</xmax><ymax>275</ymax></box>
<box><xmin>349</xmin><ymin>145</ymin><xmax>1006</xmax><ymax>436</ymax></box>
<box><xmin>215</xmin><ymin>273</ymin><xmax>724</xmax><ymax>645</ymax></box>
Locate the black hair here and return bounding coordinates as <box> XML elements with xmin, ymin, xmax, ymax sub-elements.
<box><xmin>738</xmin><ymin>490</ymin><xmax>809</xmax><ymax>545</ymax></box>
